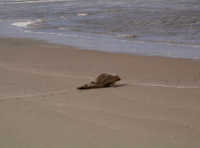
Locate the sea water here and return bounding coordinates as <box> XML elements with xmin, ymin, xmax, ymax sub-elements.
<box><xmin>0</xmin><ymin>0</ymin><xmax>200</xmax><ymax>59</ymax></box>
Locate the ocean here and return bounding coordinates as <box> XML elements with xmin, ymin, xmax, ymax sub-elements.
<box><xmin>0</xmin><ymin>0</ymin><xmax>200</xmax><ymax>59</ymax></box>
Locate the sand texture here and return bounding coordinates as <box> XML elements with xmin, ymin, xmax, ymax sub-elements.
<box><xmin>0</xmin><ymin>38</ymin><xmax>200</xmax><ymax>148</ymax></box>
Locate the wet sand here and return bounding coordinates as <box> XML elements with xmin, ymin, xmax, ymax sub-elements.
<box><xmin>0</xmin><ymin>37</ymin><xmax>200</xmax><ymax>148</ymax></box>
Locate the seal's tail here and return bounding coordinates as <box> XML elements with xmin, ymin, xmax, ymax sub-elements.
<box><xmin>77</xmin><ymin>83</ymin><xmax>95</xmax><ymax>89</ymax></box>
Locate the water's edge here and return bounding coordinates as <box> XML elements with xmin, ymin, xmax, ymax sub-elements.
<box><xmin>1</xmin><ymin>20</ymin><xmax>200</xmax><ymax>60</ymax></box>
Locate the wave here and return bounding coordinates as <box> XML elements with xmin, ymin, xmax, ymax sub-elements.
<box><xmin>0</xmin><ymin>0</ymin><xmax>72</xmax><ymax>5</ymax></box>
<box><xmin>21</xmin><ymin>29</ymin><xmax>200</xmax><ymax>53</ymax></box>
<box><xmin>77</xmin><ymin>13</ymin><xmax>88</xmax><ymax>17</ymax></box>
<box><xmin>120</xmin><ymin>37</ymin><xmax>200</xmax><ymax>48</ymax></box>
<box><xmin>11</xmin><ymin>19</ymin><xmax>42</xmax><ymax>28</ymax></box>
<box><xmin>5</xmin><ymin>19</ymin><xmax>200</xmax><ymax>59</ymax></box>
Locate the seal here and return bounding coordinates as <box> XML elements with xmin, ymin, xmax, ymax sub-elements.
<box><xmin>77</xmin><ymin>73</ymin><xmax>121</xmax><ymax>89</ymax></box>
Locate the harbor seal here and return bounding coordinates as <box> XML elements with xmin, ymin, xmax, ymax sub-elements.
<box><xmin>77</xmin><ymin>73</ymin><xmax>121</xmax><ymax>89</ymax></box>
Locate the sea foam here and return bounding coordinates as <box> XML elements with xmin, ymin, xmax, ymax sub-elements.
<box><xmin>0</xmin><ymin>0</ymin><xmax>71</xmax><ymax>4</ymax></box>
<box><xmin>11</xmin><ymin>19</ymin><xmax>42</xmax><ymax>28</ymax></box>
<box><xmin>77</xmin><ymin>13</ymin><xmax>88</xmax><ymax>16</ymax></box>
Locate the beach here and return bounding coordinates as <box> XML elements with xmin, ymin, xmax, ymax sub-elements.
<box><xmin>0</xmin><ymin>37</ymin><xmax>200</xmax><ymax>148</ymax></box>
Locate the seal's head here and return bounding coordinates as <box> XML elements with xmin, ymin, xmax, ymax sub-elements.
<box><xmin>113</xmin><ymin>75</ymin><xmax>121</xmax><ymax>82</ymax></box>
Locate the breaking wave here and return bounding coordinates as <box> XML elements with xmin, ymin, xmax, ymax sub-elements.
<box><xmin>11</xmin><ymin>19</ymin><xmax>43</xmax><ymax>28</ymax></box>
<box><xmin>0</xmin><ymin>0</ymin><xmax>72</xmax><ymax>5</ymax></box>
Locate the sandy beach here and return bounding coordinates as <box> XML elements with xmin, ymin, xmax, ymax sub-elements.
<box><xmin>0</xmin><ymin>37</ymin><xmax>200</xmax><ymax>148</ymax></box>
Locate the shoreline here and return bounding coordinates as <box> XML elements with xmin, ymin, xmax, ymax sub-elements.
<box><xmin>1</xmin><ymin>20</ymin><xmax>200</xmax><ymax>59</ymax></box>
<box><xmin>0</xmin><ymin>37</ymin><xmax>200</xmax><ymax>148</ymax></box>
<box><xmin>1</xmin><ymin>36</ymin><xmax>200</xmax><ymax>87</ymax></box>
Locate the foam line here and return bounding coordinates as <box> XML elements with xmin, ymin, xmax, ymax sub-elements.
<box><xmin>0</xmin><ymin>0</ymin><xmax>71</xmax><ymax>4</ymax></box>
<box><xmin>11</xmin><ymin>19</ymin><xmax>42</xmax><ymax>28</ymax></box>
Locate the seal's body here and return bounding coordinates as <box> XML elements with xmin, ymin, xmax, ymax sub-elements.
<box><xmin>77</xmin><ymin>73</ymin><xmax>121</xmax><ymax>89</ymax></box>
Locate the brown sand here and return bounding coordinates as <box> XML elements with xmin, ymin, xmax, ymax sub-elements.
<box><xmin>0</xmin><ymin>37</ymin><xmax>200</xmax><ymax>148</ymax></box>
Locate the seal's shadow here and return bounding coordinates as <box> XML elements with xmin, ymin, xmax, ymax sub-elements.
<box><xmin>77</xmin><ymin>83</ymin><xmax>128</xmax><ymax>90</ymax></box>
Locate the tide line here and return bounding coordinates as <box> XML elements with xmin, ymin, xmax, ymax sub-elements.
<box><xmin>130</xmin><ymin>82</ymin><xmax>200</xmax><ymax>89</ymax></box>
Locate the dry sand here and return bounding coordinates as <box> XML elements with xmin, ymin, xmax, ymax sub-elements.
<box><xmin>0</xmin><ymin>37</ymin><xmax>200</xmax><ymax>148</ymax></box>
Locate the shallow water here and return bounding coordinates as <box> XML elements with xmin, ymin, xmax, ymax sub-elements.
<box><xmin>0</xmin><ymin>0</ymin><xmax>200</xmax><ymax>58</ymax></box>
